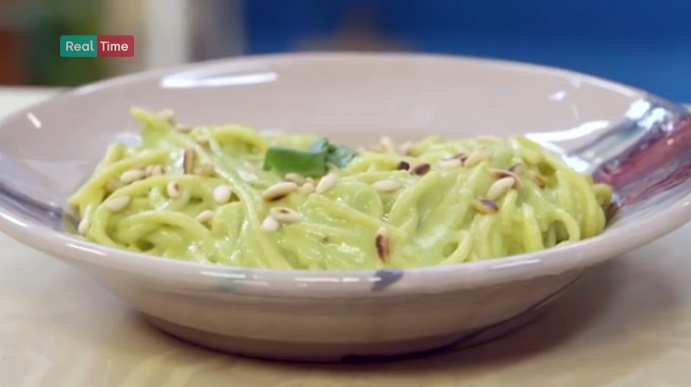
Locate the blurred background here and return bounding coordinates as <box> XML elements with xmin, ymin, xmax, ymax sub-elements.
<box><xmin>2</xmin><ymin>0</ymin><xmax>691</xmax><ymax>101</ymax></box>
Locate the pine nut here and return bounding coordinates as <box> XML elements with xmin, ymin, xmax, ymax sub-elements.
<box><xmin>262</xmin><ymin>182</ymin><xmax>298</xmax><ymax>201</ymax></box>
<box><xmin>375</xmin><ymin>227</ymin><xmax>391</xmax><ymax>262</ymax></box>
<box><xmin>528</xmin><ymin>171</ymin><xmax>547</xmax><ymax>187</ymax></box>
<box><xmin>489</xmin><ymin>168</ymin><xmax>523</xmax><ymax>189</ymax></box>
<box><xmin>167</xmin><ymin>181</ymin><xmax>181</xmax><ymax>198</ymax></box>
<box><xmin>195</xmin><ymin>210</ymin><xmax>214</xmax><ymax>224</ymax></box>
<box><xmin>372</xmin><ymin>179</ymin><xmax>402</xmax><ymax>193</ymax></box>
<box><xmin>104</xmin><ymin>196</ymin><xmax>131</xmax><ymax>212</ymax></box>
<box><xmin>183</xmin><ymin>148</ymin><xmax>195</xmax><ymax>174</ymax></box>
<box><xmin>315</xmin><ymin>173</ymin><xmax>338</xmax><ymax>194</ymax></box>
<box><xmin>486</xmin><ymin>177</ymin><xmax>516</xmax><ymax>201</ymax></box>
<box><xmin>269</xmin><ymin>207</ymin><xmax>303</xmax><ymax>223</ymax></box>
<box><xmin>260</xmin><ymin>215</ymin><xmax>280</xmax><ymax>232</ymax></box>
<box><xmin>120</xmin><ymin>169</ymin><xmax>146</xmax><ymax>184</ymax></box>
<box><xmin>463</xmin><ymin>149</ymin><xmax>493</xmax><ymax>168</ymax></box>
<box><xmin>301</xmin><ymin>182</ymin><xmax>315</xmax><ymax>195</ymax></box>
<box><xmin>411</xmin><ymin>163</ymin><xmax>431</xmax><ymax>176</ymax></box>
<box><xmin>213</xmin><ymin>184</ymin><xmax>232</xmax><ymax>204</ymax></box>
<box><xmin>472</xmin><ymin>198</ymin><xmax>499</xmax><ymax>214</ymax></box>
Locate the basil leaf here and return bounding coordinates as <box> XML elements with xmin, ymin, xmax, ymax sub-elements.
<box><xmin>326</xmin><ymin>144</ymin><xmax>358</xmax><ymax>168</ymax></box>
<box><xmin>262</xmin><ymin>138</ymin><xmax>358</xmax><ymax>177</ymax></box>
<box><xmin>307</xmin><ymin>137</ymin><xmax>329</xmax><ymax>153</ymax></box>
<box><xmin>262</xmin><ymin>147</ymin><xmax>327</xmax><ymax>177</ymax></box>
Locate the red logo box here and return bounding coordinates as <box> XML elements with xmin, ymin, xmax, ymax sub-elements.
<box><xmin>97</xmin><ymin>35</ymin><xmax>134</xmax><ymax>57</ymax></box>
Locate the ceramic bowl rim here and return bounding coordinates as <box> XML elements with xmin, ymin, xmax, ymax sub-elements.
<box><xmin>0</xmin><ymin>52</ymin><xmax>689</xmax><ymax>297</ymax></box>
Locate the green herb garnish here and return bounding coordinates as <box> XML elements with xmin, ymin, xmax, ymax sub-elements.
<box><xmin>326</xmin><ymin>144</ymin><xmax>358</xmax><ymax>168</ymax></box>
<box><xmin>262</xmin><ymin>147</ymin><xmax>329</xmax><ymax>177</ymax></box>
<box><xmin>262</xmin><ymin>137</ymin><xmax>358</xmax><ymax>177</ymax></box>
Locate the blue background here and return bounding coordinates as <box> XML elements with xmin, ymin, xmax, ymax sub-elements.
<box><xmin>243</xmin><ymin>0</ymin><xmax>691</xmax><ymax>102</ymax></box>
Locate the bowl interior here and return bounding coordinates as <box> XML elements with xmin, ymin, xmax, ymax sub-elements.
<box><xmin>0</xmin><ymin>54</ymin><xmax>642</xmax><ymax>203</ymax></box>
<box><xmin>0</xmin><ymin>53</ymin><xmax>689</xmax><ymax>293</ymax></box>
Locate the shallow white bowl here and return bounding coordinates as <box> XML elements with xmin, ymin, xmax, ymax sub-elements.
<box><xmin>0</xmin><ymin>53</ymin><xmax>689</xmax><ymax>362</ymax></box>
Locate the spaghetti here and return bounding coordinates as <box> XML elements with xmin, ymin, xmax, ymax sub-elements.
<box><xmin>68</xmin><ymin>108</ymin><xmax>613</xmax><ymax>270</ymax></box>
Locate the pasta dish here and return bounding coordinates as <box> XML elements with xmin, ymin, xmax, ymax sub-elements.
<box><xmin>68</xmin><ymin>108</ymin><xmax>613</xmax><ymax>270</ymax></box>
